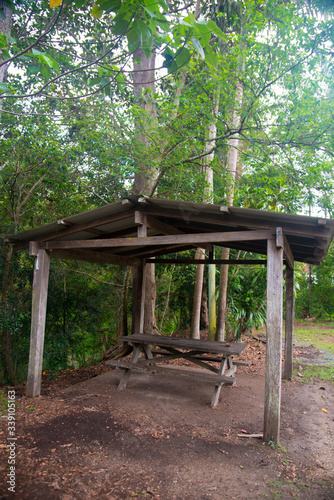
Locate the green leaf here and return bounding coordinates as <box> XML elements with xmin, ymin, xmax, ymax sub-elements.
<box><xmin>100</xmin><ymin>0</ymin><xmax>121</xmax><ymax>12</ymax></box>
<box><xmin>40</xmin><ymin>66</ymin><xmax>50</xmax><ymax>79</ymax></box>
<box><xmin>143</xmin><ymin>6</ymin><xmax>156</xmax><ymax>18</ymax></box>
<box><xmin>126</xmin><ymin>27</ymin><xmax>140</xmax><ymax>50</ymax></box>
<box><xmin>113</xmin><ymin>14</ymin><xmax>130</xmax><ymax>35</ymax></box>
<box><xmin>179</xmin><ymin>19</ymin><xmax>193</xmax><ymax>28</ymax></box>
<box><xmin>184</xmin><ymin>13</ymin><xmax>196</xmax><ymax>26</ymax></box>
<box><xmin>0</xmin><ymin>82</ymin><xmax>10</xmax><ymax>91</ymax></box>
<box><xmin>137</xmin><ymin>20</ymin><xmax>152</xmax><ymax>46</ymax></box>
<box><xmin>207</xmin><ymin>20</ymin><xmax>226</xmax><ymax>40</ymax></box>
<box><xmin>157</xmin><ymin>0</ymin><xmax>168</xmax><ymax>13</ymax></box>
<box><xmin>175</xmin><ymin>47</ymin><xmax>190</xmax><ymax>69</ymax></box>
<box><xmin>43</xmin><ymin>54</ymin><xmax>60</xmax><ymax>73</ymax></box>
<box><xmin>195</xmin><ymin>22</ymin><xmax>211</xmax><ymax>46</ymax></box>
<box><xmin>87</xmin><ymin>76</ymin><xmax>101</xmax><ymax>86</ymax></box>
<box><xmin>204</xmin><ymin>45</ymin><xmax>217</xmax><ymax>67</ymax></box>
<box><xmin>91</xmin><ymin>4</ymin><xmax>103</xmax><ymax>18</ymax></box>
<box><xmin>191</xmin><ymin>37</ymin><xmax>205</xmax><ymax>59</ymax></box>
<box><xmin>27</xmin><ymin>64</ymin><xmax>40</xmax><ymax>77</ymax></box>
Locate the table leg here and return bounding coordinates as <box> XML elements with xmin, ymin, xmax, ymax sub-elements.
<box><xmin>211</xmin><ymin>357</ymin><xmax>227</xmax><ymax>408</ymax></box>
<box><xmin>117</xmin><ymin>345</ymin><xmax>142</xmax><ymax>391</ymax></box>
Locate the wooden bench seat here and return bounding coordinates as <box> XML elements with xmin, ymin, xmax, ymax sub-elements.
<box><xmin>106</xmin><ymin>359</ymin><xmax>236</xmax><ymax>385</ymax></box>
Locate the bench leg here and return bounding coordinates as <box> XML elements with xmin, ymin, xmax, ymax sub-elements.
<box><xmin>211</xmin><ymin>383</ymin><xmax>223</xmax><ymax>408</ymax></box>
<box><xmin>211</xmin><ymin>357</ymin><xmax>228</xmax><ymax>408</ymax></box>
<box><xmin>117</xmin><ymin>345</ymin><xmax>142</xmax><ymax>391</ymax></box>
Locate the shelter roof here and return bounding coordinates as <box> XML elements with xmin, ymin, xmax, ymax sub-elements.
<box><xmin>7</xmin><ymin>196</ymin><xmax>334</xmax><ymax>265</ymax></box>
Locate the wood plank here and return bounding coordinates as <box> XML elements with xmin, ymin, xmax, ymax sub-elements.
<box><xmin>106</xmin><ymin>360</ymin><xmax>236</xmax><ymax>385</ymax></box>
<box><xmin>151</xmin><ymin>350</ymin><xmax>251</xmax><ymax>366</ymax></box>
<box><xmin>45</xmin><ymin>248</ymin><xmax>139</xmax><ymax>267</ymax></box>
<box><xmin>42</xmin><ymin>230</ymin><xmax>274</xmax><ymax>250</ymax></box>
<box><xmin>26</xmin><ymin>249</ymin><xmax>50</xmax><ymax>397</ymax></box>
<box><xmin>145</xmin><ymin>215</ymin><xmax>211</xmax><ymax>251</ymax></box>
<box><xmin>284</xmin><ymin>266</ymin><xmax>294</xmax><ymax>380</ymax></box>
<box><xmin>118</xmin><ymin>334</ymin><xmax>247</xmax><ymax>356</ymax></box>
<box><xmin>118</xmin><ymin>245</ymin><xmax>201</xmax><ymax>259</ymax></box>
<box><xmin>264</xmin><ymin>238</ymin><xmax>283</xmax><ymax>443</ymax></box>
<box><xmin>276</xmin><ymin>228</ymin><xmax>294</xmax><ymax>269</ymax></box>
<box><xmin>131</xmin><ymin>261</ymin><xmax>146</xmax><ymax>334</ymax></box>
<box><xmin>141</xmin><ymin>206</ymin><xmax>332</xmax><ymax>238</ymax></box>
<box><xmin>147</xmin><ymin>258</ymin><xmax>267</xmax><ymax>265</ymax></box>
<box><xmin>117</xmin><ymin>345</ymin><xmax>142</xmax><ymax>391</ymax></box>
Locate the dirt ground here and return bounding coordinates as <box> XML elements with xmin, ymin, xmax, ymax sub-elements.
<box><xmin>1</xmin><ymin>334</ymin><xmax>333</xmax><ymax>500</ymax></box>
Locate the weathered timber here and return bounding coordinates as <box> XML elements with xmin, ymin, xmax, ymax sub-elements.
<box><xmin>276</xmin><ymin>228</ymin><xmax>294</xmax><ymax>269</ymax></box>
<box><xmin>145</xmin><ymin>215</ymin><xmax>211</xmax><ymax>250</ymax></box>
<box><xmin>106</xmin><ymin>360</ymin><xmax>236</xmax><ymax>385</ymax></box>
<box><xmin>33</xmin><ymin>247</ymin><xmax>140</xmax><ymax>267</ymax></box>
<box><xmin>284</xmin><ymin>266</ymin><xmax>294</xmax><ymax>380</ymax></box>
<box><xmin>117</xmin><ymin>244</ymin><xmax>205</xmax><ymax>259</ymax></box>
<box><xmin>26</xmin><ymin>249</ymin><xmax>50</xmax><ymax>397</ymax></box>
<box><xmin>264</xmin><ymin>237</ymin><xmax>283</xmax><ymax>443</ymax></box>
<box><xmin>140</xmin><ymin>205</ymin><xmax>332</xmax><ymax>239</ymax></box>
<box><xmin>237</xmin><ymin>433</ymin><xmax>264</xmax><ymax>439</ymax></box>
<box><xmin>131</xmin><ymin>261</ymin><xmax>146</xmax><ymax>334</ymax></box>
<box><xmin>118</xmin><ymin>334</ymin><xmax>247</xmax><ymax>356</ymax></box>
<box><xmin>12</xmin><ymin>211</ymin><xmax>136</xmax><ymax>250</ymax></box>
<box><xmin>42</xmin><ymin>230</ymin><xmax>275</xmax><ymax>250</ymax></box>
<box><xmin>151</xmin><ymin>349</ymin><xmax>251</xmax><ymax>366</ymax></box>
<box><xmin>146</xmin><ymin>258</ymin><xmax>267</xmax><ymax>265</ymax></box>
<box><xmin>117</xmin><ymin>345</ymin><xmax>142</xmax><ymax>391</ymax></box>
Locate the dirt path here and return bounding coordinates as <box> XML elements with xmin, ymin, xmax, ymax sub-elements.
<box><xmin>1</xmin><ymin>338</ymin><xmax>333</xmax><ymax>499</ymax></box>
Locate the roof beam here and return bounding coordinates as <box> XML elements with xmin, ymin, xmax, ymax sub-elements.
<box><xmin>141</xmin><ymin>206</ymin><xmax>331</xmax><ymax>239</ymax></box>
<box><xmin>147</xmin><ymin>258</ymin><xmax>267</xmax><ymax>265</ymax></box>
<box><xmin>43</xmin><ymin>248</ymin><xmax>140</xmax><ymax>266</ymax></box>
<box><xmin>41</xmin><ymin>230</ymin><xmax>275</xmax><ymax>251</ymax></box>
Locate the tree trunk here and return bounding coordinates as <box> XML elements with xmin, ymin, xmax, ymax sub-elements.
<box><xmin>191</xmin><ymin>248</ymin><xmax>205</xmax><ymax>339</ymax></box>
<box><xmin>132</xmin><ymin>48</ymin><xmax>158</xmax><ymax>334</ymax></box>
<box><xmin>0</xmin><ymin>1</ymin><xmax>12</xmax><ymax>112</ymax></box>
<box><xmin>191</xmin><ymin>86</ymin><xmax>220</xmax><ymax>339</ymax></box>
<box><xmin>216</xmin><ymin>77</ymin><xmax>243</xmax><ymax>341</ymax></box>
<box><xmin>132</xmin><ymin>48</ymin><xmax>158</xmax><ymax>196</ymax></box>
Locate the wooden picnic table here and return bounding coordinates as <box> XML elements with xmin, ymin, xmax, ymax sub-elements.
<box><xmin>106</xmin><ymin>334</ymin><xmax>249</xmax><ymax>408</ymax></box>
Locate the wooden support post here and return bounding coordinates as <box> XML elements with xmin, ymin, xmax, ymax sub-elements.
<box><xmin>284</xmin><ymin>266</ymin><xmax>294</xmax><ymax>380</ymax></box>
<box><xmin>26</xmin><ymin>250</ymin><xmax>50</xmax><ymax>397</ymax></box>
<box><xmin>131</xmin><ymin>261</ymin><xmax>146</xmax><ymax>334</ymax></box>
<box><xmin>208</xmin><ymin>249</ymin><xmax>216</xmax><ymax>341</ymax></box>
<box><xmin>131</xmin><ymin>213</ymin><xmax>147</xmax><ymax>334</ymax></box>
<box><xmin>264</xmin><ymin>237</ymin><xmax>283</xmax><ymax>443</ymax></box>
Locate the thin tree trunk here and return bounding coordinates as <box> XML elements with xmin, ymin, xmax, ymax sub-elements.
<box><xmin>191</xmin><ymin>85</ymin><xmax>220</xmax><ymax>340</ymax></box>
<box><xmin>191</xmin><ymin>248</ymin><xmax>205</xmax><ymax>339</ymax></box>
<box><xmin>0</xmin><ymin>0</ymin><xmax>12</xmax><ymax>94</ymax></box>
<box><xmin>216</xmin><ymin>77</ymin><xmax>243</xmax><ymax>341</ymax></box>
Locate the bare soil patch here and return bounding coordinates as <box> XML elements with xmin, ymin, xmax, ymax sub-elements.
<box><xmin>1</xmin><ymin>336</ymin><xmax>333</xmax><ymax>499</ymax></box>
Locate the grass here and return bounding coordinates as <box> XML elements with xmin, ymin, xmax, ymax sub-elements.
<box><xmin>294</xmin><ymin>363</ymin><xmax>334</xmax><ymax>383</ymax></box>
<box><xmin>292</xmin><ymin>320</ymin><xmax>334</xmax><ymax>383</ymax></box>
<box><xmin>293</xmin><ymin>321</ymin><xmax>334</xmax><ymax>354</ymax></box>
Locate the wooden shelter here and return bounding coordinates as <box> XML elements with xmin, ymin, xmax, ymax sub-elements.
<box><xmin>7</xmin><ymin>195</ymin><xmax>334</xmax><ymax>442</ymax></box>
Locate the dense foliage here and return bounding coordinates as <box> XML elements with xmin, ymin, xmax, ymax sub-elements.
<box><xmin>1</xmin><ymin>0</ymin><xmax>334</xmax><ymax>383</ymax></box>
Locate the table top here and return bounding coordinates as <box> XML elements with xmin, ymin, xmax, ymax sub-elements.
<box><xmin>118</xmin><ymin>334</ymin><xmax>247</xmax><ymax>356</ymax></box>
